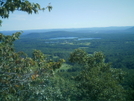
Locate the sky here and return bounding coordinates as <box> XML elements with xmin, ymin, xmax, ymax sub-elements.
<box><xmin>0</xmin><ymin>0</ymin><xmax>134</xmax><ymax>31</ymax></box>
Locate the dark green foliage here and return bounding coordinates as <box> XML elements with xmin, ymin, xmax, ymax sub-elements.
<box><xmin>123</xmin><ymin>69</ymin><xmax>134</xmax><ymax>101</ymax></box>
<box><xmin>14</xmin><ymin>30</ymin><xmax>134</xmax><ymax>69</ymax></box>
<box><xmin>0</xmin><ymin>0</ymin><xmax>39</xmax><ymax>18</ymax></box>
<box><xmin>0</xmin><ymin>20</ymin><xmax>2</xmax><ymax>26</ymax></box>
<box><xmin>69</xmin><ymin>49</ymin><xmax>88</xmax><ymax>64</ymax></box>
<box><xmin>0</xmin><ymin>33</ymin><xmax>132</xmax><ymax>100</ymax></box>
<box><xmin>69</xmin><ymin>49</ymin><xmax>126</xmax><ymax>101</ymax></box>
<box><xmin>0</xmin><ymin>33</ymin><xmax>65</xmax><ymax>100</ymax></box>
<box><xmin>0</xmin><ymin>0</ymin><xmax>52</xmax><ymax>19</ymax></box>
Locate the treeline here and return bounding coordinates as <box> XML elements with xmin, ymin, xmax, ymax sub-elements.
<box><xmin>15</xmin><ymin>31</ymin><xmax>134</xmax><ymax>69</ymax></box>
<box><xmin>1</xmin><ymin>32</ymin><xmax>134</xmax><ymax>100</ymax></box>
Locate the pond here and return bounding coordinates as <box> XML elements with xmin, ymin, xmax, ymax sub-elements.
<box><xmin>49</xmin><ymin>37</ymin><xmax>101</xmax><ymax>40</ymax></box>
<box><xmin>49</xmin><ymin>37</ymin><xmax>78</xmax><ymax>40</ymax></box>
<box><xmin>78</xmin><ymin>38</ymin><xmax>101</xmax><ymax>40</ymax></box>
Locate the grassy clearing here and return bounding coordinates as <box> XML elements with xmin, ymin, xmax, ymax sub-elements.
<box><xmin>58</xmin><ymin>63</ymin><xmax>72</xmax><ymax>71</ymax></box>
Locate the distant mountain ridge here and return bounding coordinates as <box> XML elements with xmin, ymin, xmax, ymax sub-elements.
<box><xmin>21</xmin><ymin>31</ymin><xmax>80</xmax><ymax>39</ymax></box>
<box><xmin>125</xmin><ymin>26</ymin><xmax>134</xmax><ymax>32</ymax></box>
<box><xmin>1</xmin><ymin>26</ymin><xmax>134</xmax><ymax>36</ymax></box>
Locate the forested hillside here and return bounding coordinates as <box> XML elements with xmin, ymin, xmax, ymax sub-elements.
<box><xmin>14</xmin><ymin>29</ymin><xmax>134</xmax><ymax>69</ymax></box>
<box><xmin>0</xmin><ymin>0</ymin><xmax>134</xmax><ymax>101</ymax></box>
<box><xmin>1</xmin><ymin>32</ymin><xmax>130</xmax><ymax>100</ymax></box>
<box><xmin>7</xmin><ymin>27</ymin><xmax>134</xmax><ymax>100</ymax></box>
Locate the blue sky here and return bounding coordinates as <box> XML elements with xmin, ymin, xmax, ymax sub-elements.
<box><xmin>0</xmin><ymin>0</ymin><xmax>134</xmax><ymax>31</ymax></box>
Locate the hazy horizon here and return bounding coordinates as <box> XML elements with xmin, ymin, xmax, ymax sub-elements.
<box><xmin>0</xmin><ymin>0</ymin><xmax>134</xmax><ymax>31</ymax></box>
<box><xmin>0</xmin><ymin>26</ymin><xmax>133</xmax><ymax>31</ymax></box>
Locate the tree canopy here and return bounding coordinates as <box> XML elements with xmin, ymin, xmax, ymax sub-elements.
<box><xmin>0</xmin><ymin>0</ymin><xmax>52</xmax><ymax>26</ymax></box>
<box><xmin>69</xmin><ymin>49</ymin><xmax>126</xmax><ymax>101</ymax></box>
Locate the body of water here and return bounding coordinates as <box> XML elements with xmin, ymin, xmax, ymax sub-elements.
<box><xmin>78</xmin><ymin>38</ymin><xmax>101</xmax><ymax>40</ymax></box>
<box><xmin>49</xmin><ymin>37</ymin><xmax>78</xmax><ymax>40</ymax></box>
<box><xmin>49</xmin><ymin>37</ymin><xmax>101</xmax><ymax>40</ymax></box>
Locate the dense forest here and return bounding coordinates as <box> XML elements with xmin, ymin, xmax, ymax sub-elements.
<box><xmin>14</xmin><ymin>28</ymin><xmax>134</xmax><ymax>70</ymax></box>
<box><xmin>0</xmin><ymin>0</ymin><xmax>134</xmax><ymax>101</ymax></box>
<box><xmin>1</xmin><ymin>26</ymin><xmax>134</xmax><ymax>101</ymax></box>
